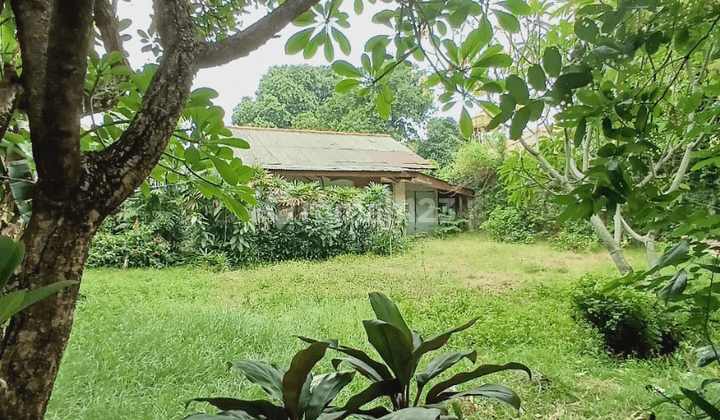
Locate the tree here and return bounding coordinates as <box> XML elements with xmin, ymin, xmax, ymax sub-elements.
<box><xmin>232</xmin><ymin>64</ymin><xmax>434</xmax><ymax>140</ymax></box>
<box><xmin>474</xmin><ymin>1</ymin><xmax>720</xmax><ymax>274</ymax></box>
<box><xmin>416</xmin><ymin>117</ymin><xmax>467</xmax><ymax>167</ymax></box>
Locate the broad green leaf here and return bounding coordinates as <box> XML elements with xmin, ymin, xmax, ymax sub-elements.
<box><xmin>323</xmin><ymin>379</ymin><xmax>402</xmax><ymax>420</ymax></box>
<box><xmin>286</xmin><ymin>28</ymin><xmax>315</xmax><ymax>55</ymax></box>
<box><xmin>331</xmin><ymin>28</ymin><xmax>351</xmax><ymax>55</ymax></box>
<box><xmin>499</xmin><ymin>0</ymin><xmax>532</xmax><ymax>15</ymax></box>
<box><xmin>283</xmin><ymin>342</ymin><xmax>329</xmax><ymax>418</ymax></box>
<box><xmin>478</xmin><ymin>14</ymin><xmax>493</xmax><ymax>46</ymax></box>
<box><xmin>527</xmin><ymin>100</ymin><xmax>544</xmax><ymax>121</ymax></box>
<box><xmin>554</xmin><ymin>71</ymin><xmax>593</xmax><ymax>95</ymax></box>
<box><xmin>0</xmin><ymin>236</ymin><xmax>24</xmax><ymax>290</ymax></box>
<box><xmin>140</xmin><ymin>181</ymin><xmax>151</xmax><ymax>198</ymax></box>
<box><xmin>363</xmin><ymin>319</ymin><xmax>414</xmax><ymax>384</ymax></box>
<box><xmin>658</xmin><ymin>269</ymin><xmax>687</xmax><ymax>303</ymax></box>
<box><xmin>0</xmin><ymin>291</ymin><xmax>25</xmax><ymax>324</ymax></box>
<box><xmin>305</xmin><ymin>371</ymin><xmax>355</xmax><ymax>420</ymax></box>
<box><xmin>506</xmin><ymin>75</ymin><xmax>529</xmax><ymax>105</ymax></box>
<box><xmin>680</xmin><ymin>388</ymin><xmax>720</xmax><ymax>419</ymax></box>
<box><xmin>293</xmin><ymin>10</ymin><xmax>316</xmax><ymax>26</ymax></box>
<box><xmin>232</xmin><ymin>360</ymin><xmax>285</xmax><ymax>400</ymax></box>
<box><xmin>527</xmin><ymin>64</ymin><xmax>546</xmax><ymax>91</ymax></box>
<box><xmin>210</xmin><ymin>138</ymin><xmax>251</xmax><ymax>149</ymax></box>
<box><xmin>473</xmin><ymin>53</ymin><xmax>512</xmax><ymax>68</ymax></box>
<box><xmin>335</xmin><ymin>79</ymin><xmax>361</xmax><ymax>93</ymax></box>
<box><xmin>18</xmin><ymin>281</ymin><xmax>78</xmax><ymax>317</ymax></box>
<box><xmin>371</xmin><ymin>43</ymin><xmax>386</xmax><ymax>72</ymax></box>
<box><xmin>376</xmin><ymin>93</ymin><xmax>391</xmax><ymax>120</ymax></box>
<box><xmin>575</xmin><ymin>17</ymin><xmax>599</xmax><ymax>42</ymax></box>
<box><xmin>434</xmin><ymin>384</ymin><xmax>523</xmax><ymax>410</ymax></box>
<box><xmin>368</xmin><ymin>292</ymin><xmax>411</xmax><ymax>342</ymax></box>
<box><xmin>492</xmin><ymin>10</ymin><xmax>520</xmax><ymax>33</ymax></box>
<box><xmin>542</xmin><ymin>47</ymin><xmax>562</xmax><ymax>77</ymax></box>
<box><xmin>187</xmin><ymin>398</ymin><xmax>286</xmax><ymax>418</ymax></box>
<box><xmin>510</xmin><ymin>106</ymin><xmax>531</xmax><ymax>140</ymax></box>
<box><xmin>184</xmin><ymin>146</ymin><xmax>201</xmax><ymax>165</ymax></box>
<box><xmin>412</xmin><ymin>317</ymin><xmax>478</xmax><ymax>360</ymax></box>
<box><xmin>354</xmin><ymin>0</ymin><xmax>363</xmax><ymax>14</ymax></box>
<box><xmin>381</xmin><ymin>85</ymin><xmax>393</xmax><ymax>104</ymax></box>
<box><xmin>211</xmin><ymin>157</ymin><xmax>239</xmax><ymax>186</ymax></box>
<box><xmin>696</xmin><ymin>346</ymin><xmax>720</xmax><ymax>368</ymax></box>
<box><xmin>425</xmin><ymin>362</ymin><xmax>531</xmax><ymax>404</ymax></box>
<box><xmin>324</xmin><ymin>39</ymin><xmax>335</xmax><ymax>62</ymax></box>
<box><xmin>416</xmin><ymin>350</ymin><xmax>477</xmax><ymax>390</ymax></box>
<box><xmin>574</xmin><ymin>117</ymin><xmax>587</xmax><ymax>147</ymax></box>
<box><xmin>377</xmin><ymin>408</ymin><xmax>442</xmax><ymax>419</ymax></box>
<box><xmin>332</xmin><ymin>61</ymin><xmax>363</xmax><ymax>78</ymax></box>
<box><xmin>304</xmin><ymin>38</ymin><xmax>320</xmax><ymax>59</ymax></box>
<box><xmin>656</xmin><ymin>240</ymin><xmax>690</xmax><ymax>269</ymax></box>
<box><xmin>459</xmin><ymin>107</ymin><xmax>473</xmax><ymax>138</ymax></box>
<box><xmin>460</xmin><ymin>28</ymin><xmax>490</xmax><ymax>59</ymax></box>
<box><xmin>298</xmin><ymin>336</ymin><xmax>393</xmax><ymax>381</ymax></box>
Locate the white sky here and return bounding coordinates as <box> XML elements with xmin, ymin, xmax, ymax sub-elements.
<box><xmin>117</xmin><ymin>1</ymin><xmax>420</xmax><ymax>125</ymax></box>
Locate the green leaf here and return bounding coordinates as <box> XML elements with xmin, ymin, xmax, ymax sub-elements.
<box><xmin>140</xmin><ymin>181</ymin><xmax>151</xmax><ymax>198</ymax></box>
<box><xmin>527</xmin><ymin>64</ymin><xmax>546</xmax><ymax>91</ymax></box>
<box><xmin>510</xmin><ymin>106</ymin><xmax>531</xmax><ymax>140</ymax></box>
<box><xmin>283</xmin><ymin>342</ymin><xmax>329</xmax><ymax>418</ymax></box>
<box><xmin>286</xmin><ymin>28</ymin><xmax>315</xmax><ymax>55</ymax></box>
<box><xmin>575</xmin><ymin>17</ymin><xmax>599</xmax><ymax>42</ymax></box>
<box><xmin>478</xmin><ymin>14</ymin><xmax>493</xmax><ymax>46</ymax></box>
<box><xmin>187</xmin><ymin>398</ymin><xmax>286</xmax><ymax>418</ymax></box>
<box><xmin>0</xmin><ymin>236</ymin><xmax>24</xmax><ymax>290</ymax></box>
<box><xmin>425</xmin><ymin>362</ymin><xmax>531</xmax><ymax>404</ymax></box>
<box><xmin>493</xmin><ymin>10</ymin><xmax>520</xmax><ymax>33</ymax></box>
<box><xmin>499</xmin><ymin>0</ymin><xmax>531</xmax><ymax>15</ymax></box>
<box><xmin>680</xmin><ymin>388</ymin><xmax>720</xmax><ymax>419</ymax></box>
<box><xmin>412</xmin><ymin>317</ymin><xmax>478</xmax><ymax>358</ymax></box>
<box><xmin>332</xmin><ymin>61</ymin><xmax>363</xmax><ymax>78</ymax></box>
<box><xmin>658</xmin><ymin>269</ymin><xmax>687</xmax><ymax>303</ymax></box>
<box><xmin>19</xmin><ymin>280</ymin><xmax>77</xmax><ymax>314</ymax></box>
<box><xmin>696</xmin><ymin>346</ymin><xmax>720</xmax><ymax>368</ymax></box>
<box><xmin>416</xmin><ymin>350</ymin><xmax>477</xmax><ymax>390</ymax></box>
<box><xmin>232</xmin><ymin>360</ymin><xmax>285</xmax><ymax>400</ymax></box>
<box><xmin>363</xmin><ymin>319</ymin><xmax>414</xmax><ymax>384</ymax></box>
<box><xmin>376</xmin><ymin>93</ymin><xmax>391</xmax><ymax>120</ymax></box>
<box><xmin>473</xmin><ymin>53</ymin><xmax>512</xmax><ymax>68</ymax></box>
<box><xmin>324</xmin><ymin>379</ymin><xmax>402</xmax><ymax>420</ymax></box>
<box><xmin>324</xmin><ymin>39</ymin><xmax>335</xmax><ymax>62</ymax></box>
<box><xmin>299</xmin><ymin>336</ymin><xmax>393</xmax><ymax>381</ymax></box>
<box><xmin>459</xmin><ymin>107</ymin><xmax>473</xmax><ymax>138</ymax></box>
<box><xmin>331</xmin><ymin>28</ymin><xmax>351</xmax><ymax>55</ymax></box>
<box><xmin>574</xmin><ymin>117</ymin><xmax>587</xmax><ymax>147</ymax></box>
<box><xmin>368</xmin><ymin>292</ymin><xmax>411</xmax><ymax>342</ymax></box>
<box><xmin>554</xmin><ymin>71</ymin><xmax>593</xmax><ymax>95</ymax></box>
<box><xmin>434</xmin><ymin>384</ymin><xmax>523</xmax><ymax>410</ymax></box>
<box><xmin>305</xmin><ymin>371</ymin><xmax>355</xmax><ymax>420</ymax></box>
<box><xmin>354</xmin><ymin>0</ymin><xmax>363</xmax><ymax>14</ymax></box>
<box><xmin>211</xmin><ymin>157</ymin><xmax>239</xmax><ymax>186</ymax></box>
<box><xmin>335</xmin><ymin>79</ymin><xmax>361</xmax><ymax>93</ymax></box>
<box><xmin>371</xmin><ymin>43</ymin><xmax>386</xmax><ymax>73</ymax></box>
<box><xmin>0</xmin><ymin>291</ymin><xmax>25</xmax><ymax>324</ymax></box>
<box><xmin>377</xmin><ymin>408</ymin><xmax>442</xmax><ymax>420</ymax></box>
<box><xmin>506</xmin><ymin>75</ymin><xmax>529</xmax><ymax>105</ymax></box>
<box><xmin>656</xmin><ymin>240</ymin><xmax>690</xmax><ymax>269</ymax></box>
<box><xmin>542</xmin><ymin>47</ymin><xmax>562</xmax><ymax>77</ymax></box>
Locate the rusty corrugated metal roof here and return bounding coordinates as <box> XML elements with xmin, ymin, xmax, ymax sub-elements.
<box><xmin>229</xmin><ymin>126</ymin><xmax>436</xmax><ymax>172</ymax></box>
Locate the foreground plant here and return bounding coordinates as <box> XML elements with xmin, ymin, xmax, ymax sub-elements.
<box><xmin>187</xmin><ymin>292</ymin><xmax>529</xmax><ymax>420</ymax></box>
<box><xmin>186</xmin><ymin>341</ymin><xmax>354</xmax><ymax>420</ymax></box>
<box><xmin>302</xmin><ymin>292</ymin><xmax>531</xmax><ymax>419</ymax></box>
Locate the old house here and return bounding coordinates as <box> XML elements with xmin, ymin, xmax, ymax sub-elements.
<box><xmin>230</xmin><ymin>126</ymin><xmax>473</xmax><ymax>232</ymax></box>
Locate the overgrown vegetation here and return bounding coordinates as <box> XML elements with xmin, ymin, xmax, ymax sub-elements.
<box><xmin>87</xmin><ymin>175</ymin><xmax>406</xmax><ymax>268</ymax></box>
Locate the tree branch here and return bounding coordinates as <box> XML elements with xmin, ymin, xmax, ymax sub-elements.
<box><xmin>620</xmin><ymin>215</ymin><xmax>648</xmax><ymax>243</ymax></box>
<box><xmin>196</xmin><ymin>0</ymin><xmax>322</xmax><ymax>69</ymax></box>
<box><xmin>94</xmin><ymin>0</ymin><xmax>129</xmax><ymax>66</ymax></box>
<box><xmin>563</xmin><ymin>128</ymin><xmax>584</xmax><ymax>180</ymax></box>
<box><xmin>664</xmin><ymin>117</ymin><xmax>717</xmax><ymax>194</ymax></box>
<box><xmin>518</xmin><ymin>135</ymin><xmax>572</xmax><ymax>192</ymax></box>
<box><xmin>35</xmin><ymin>0</ymin><xmax>94</xmax><ymax>201</ymax></box>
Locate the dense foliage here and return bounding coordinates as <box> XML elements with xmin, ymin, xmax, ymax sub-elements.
<box><xmin>87</xmin><ymin>177</ymin><xmax>406</xmax><ymax>269</ymax></box>
<box><xmin>232</xmin><ymin>65</ymin><xmax>434</xmax><ymax>140</ymax></box>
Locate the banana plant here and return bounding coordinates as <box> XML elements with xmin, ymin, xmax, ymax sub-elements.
<box><xmin>186</xmin><ymin>341</ymin><xmax>356</xmax><ymax>420</ymax></box>
<box><xmin>0</xmin><ymin>235</ymin><xmax>77</xmax><ymax>324</ymax></box>
<box><xmin>302</xmin><ymin>292</ymin><xmax>531</xmax><ymax>420</ymax></box>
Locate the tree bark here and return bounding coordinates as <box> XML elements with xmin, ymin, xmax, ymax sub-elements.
<box><xmin>590</xmin><ymin>214</ymin><xmax>633</xmax><ymax>275</ymax></box>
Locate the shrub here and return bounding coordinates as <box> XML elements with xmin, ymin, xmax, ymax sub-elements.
<box><xmin>549</xmin><ymin>221</ymin><xmax>597</xmax><ymax>252</ymax></box>
<box><xmin>86</xmin><ymin>225</ymin><xmax>183</xmax><ymax>268</ymax></box>
<box><xmin>480</xmin><ymin>206</ymin><xmax>535</xmax><ymax>244</ymax></box>
<box><xmin>571</xmin><ymin>274</ymin><xmax>682</xmax><ymax>359</ymax></box>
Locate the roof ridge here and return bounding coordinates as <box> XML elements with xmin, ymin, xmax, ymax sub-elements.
<box><xmin>228</xmin><ymin>125</ymin><xmax>394</xmax><ymax>138</ymax></box>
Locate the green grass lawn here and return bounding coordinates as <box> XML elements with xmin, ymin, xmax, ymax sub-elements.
<box><xmin>47</xmin><ymin>233</ymin><xmax>703</xmax><ymax>419</ymax></box>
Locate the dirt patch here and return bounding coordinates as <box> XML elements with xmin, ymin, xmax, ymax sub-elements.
<box><xmin>462</xmin><ymin>271</ymin><xmax>524</xmax><ymax>294</ymax></box>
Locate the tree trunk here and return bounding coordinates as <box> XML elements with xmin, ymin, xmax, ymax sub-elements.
<box><xmin>590</xmin><ymin>214</ymin><xmax>633</xmax><ymax>275</ymax></box>
<box><xmin>645</xmin><ymin>230</ymin><xmax>658</xmax><ymax>269</ymax></box>
<box><xmin>0</xmin><ymin>197</ymin><xmax>103</xmax><ymax>419</ymax></box>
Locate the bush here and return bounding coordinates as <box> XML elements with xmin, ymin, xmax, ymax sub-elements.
<box><xmin>549</xmin><ymin>221</ymin><xmax>597</xmax><ymax>252</ymax></box>
<box><xmin>480</xmin><ymin>206</ymin><xmax>535</xmax><ymax>244</ymax></box>
<box><xmin>571</xmin><ymin>275</ymin><xmax>682</xmax><ymax>359</ymax></box>
<box><xmin>87</xmin><ymin>225</ymin><xmax>184</xmax><ymax>268</ymax></box>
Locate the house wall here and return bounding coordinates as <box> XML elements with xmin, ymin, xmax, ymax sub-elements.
<box><xmin>404</xmin><ymin>183</ymin><xmax>439</xmax><ymax>233</ymax></box>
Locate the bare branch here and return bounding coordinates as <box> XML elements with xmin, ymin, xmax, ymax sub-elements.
<box><xmin>563</xmin><ymin>128</ymin><xmax>584</xmax><ymax>180</ymax></box>
<box><xmin>518</xmin><ymin>135</ymin><xmax>572</xmax><ymax>192</ymax></box>
<box><xmin>620</xmin><ymin>215</ymin><xmax>648</xmax><ymax>243</ymax></box>
<box><xmin>613</xmin><ymin>204</ymin><xmax>622</xmax><ymax>246</ymax></box>
<box><xmin>582</xmin><ymin>126</ymin><xmax>591</xmax><ymax>172</ymax></box>
<box><xmin>197</xmin><ymin>0</ymin><xmax>322</xmax><ymax>69</ymax></box>
<box><xmin>665</xmin><ymin>117</ymin><xmax>718</xmax><ymax>194</ymax></box>
<box><xmin>94</xmin><ymin>0</ymin><xmax>129</xmax><ymax>66</ymax></box>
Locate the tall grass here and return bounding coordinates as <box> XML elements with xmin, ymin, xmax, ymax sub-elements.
<box><xmin>47</xmin><ymin>234</ymin><xmax>690</xmax><ymax>419</ymax></box>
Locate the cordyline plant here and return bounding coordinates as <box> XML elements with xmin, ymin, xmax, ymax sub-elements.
<box><xmin>188</xmin><ymin>292</ymin><xmax>530</xmax><ymax>420</ymax></box>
